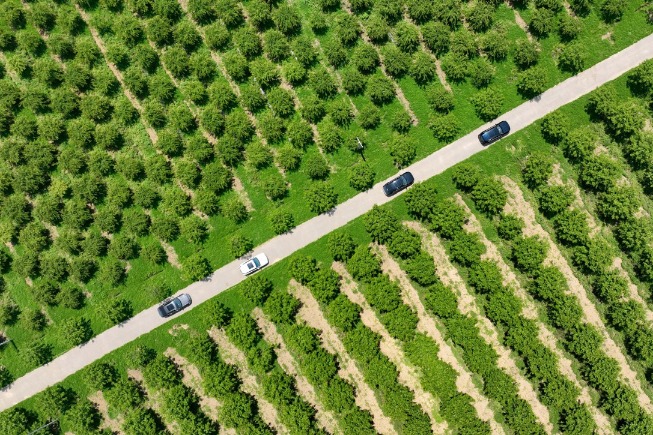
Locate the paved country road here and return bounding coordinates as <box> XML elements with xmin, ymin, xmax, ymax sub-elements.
<box><xmin>2</xmin><ymin>33</ymin><xmax>653</xmax><ymax>412</ymax></box>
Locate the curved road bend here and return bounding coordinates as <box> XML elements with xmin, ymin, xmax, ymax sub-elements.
<box><xmin>2</xmin><ymin>33</ymin><xmax>653</xmax><ymax>412</ymax></box>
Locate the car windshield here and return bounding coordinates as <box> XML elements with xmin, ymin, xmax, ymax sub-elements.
<box><xmin>496</xmin><ymin>125</ymin><xmax>504</xmax><ymax>134</ymax></box>
<box><xmin>166</xmin><ymin>302</ymin><xmax>176</xmax><ymax>312</ymax></box>
<box><xmin>253</xmin><ymin>258</ymin><xmax>260</xmax><ymax>267</ymax></box>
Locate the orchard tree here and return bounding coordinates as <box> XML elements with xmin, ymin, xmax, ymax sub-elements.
<box><xmin>517</xmin><ymin>66</ymin><xmax>547</xmax><ymax>98</ymax></box>
<box><xmin>540</xmin><ymin>111</ymin><xmax>570</xmax><ymax>144</ymax></box>
<box><xmin>269</xmin><ymin>209</ymin><xmax>295</xmax><ymax>235</ymax></box>
<box><xmin>411</xmin><ymin>52</ymin><xmax>436</xmax><ymax>85</ymax></box>
<box><xmin>596</xmin><ymin>186</ymin><xmax>640</xmax><ymax>222</ymax></box>
<box><xmin>183</xmin><ymin>253</ymin><xmax>211</xmax><ymax>280</ymax></box>
<box><xmin>538</xmin><ymin>185</ymin><xmax>574</xmax><ymax>217</ymax></box>
<box><xmin>358</xmin><ymin>105</ymin><xmax>381</xmax><ymax>130</ymax></box>
<box><xmin>562</xmin><ymin>127</ymin><xmax>596</xmax><ymax>163</ymax></box>
<box><xmin>381</xmin><ymin>45</ymin><xmax>410</xmax><ymax>78</ymax></box>
<box><xmin>349</xmin><ymin>162</ymin><xmax>375</xmax><ymax>191</ymax></box>
<box><xmin>522</xmin><ymin>152</ymin><xmax>553</xmax><ymax>189</ymax></box>
<box><xmin>366</xmin><ymin>75</ymin><xmax>395</xmax><ymax>105</ymax></box>
<box><xmin>305</xmin><ymin>181</ymin><xmax>338</xmax><ymax>214</ymax></box>
<box><xmin>352</xmin><ymin>44</ymin><xmax>379</xmax><ymax>74</ymax></box>
<box><xmin>60</xmin><ymin>317</ymin><xmax>93</xmax><ymax>346</ymax></box>
<box><xmin>558</xmin><ymin>44</ymin><xmax>584</xmax><ymax>73</ymax></box>
<box><xmin>512</xmin><ymin>236</ymin><xmax>547</xmax><ymax>274</ymax></box>
<box><xmin>388</xmin><ymin>135</ymin><xmax>416</xmax><ymax>168</ymax></box>
<box><xmin>471</xmin><ymin>178</ymin><xmax>507</xmax><ymax>216</ymax></box>
<box><xmin>301</xmin><ymin>94</ymin><xmax>326</xmax><ymax>123</ymax></box>
<box><xmin>469</xmin><ymin>58</ymin><xmax>495</xmax><ymax>89</ymax></box>
<box><xmin>422</xmin><ymin>21</ymin><xmax>450</xmax><ymax>55</ymax></box>
<box><xmin>318</xmin><ymin>121</ymin><xmax>343</xmax><ymax>153</ymax></box>
<box><xmin>627</xmin><ymin>59</ymin><xmax>653</xmax><ymax>97</ymax></box>
<box><xmin>470</xmin><ymin>87</ymin><xmax>503</xmax><ymax>121</ymax></box>
<box><xmin>222</xmin><ymin>197</ymin><xmax>248</xmax><ymax>223</ymax></box>
<box><xmin>553</xmin><ymin>209</ymin><xmax>590</xmax><ymax>246</ymax></box>
<box><xmin>273</xmin><ymin>5</ymin><xmax>302</xmax><ymax>35</ymax></box>
<box><xmin>529</xmin><ymin>8</ymin><xmax>555</xmax><ymax>36</ymax></box>
<box><xmin>230</xmin><ymin>234</ymin><xmax>253</xmax><ymax>258</ymax></box>
<box><xmin>309</xmin><ymin>67</ymin><xmax>338</xmax><ymax>99</ymax></box>
<box><xmin>600</xmin><ymin>0</ymin><xmax>627</xmax><ymax>22</ymax></box>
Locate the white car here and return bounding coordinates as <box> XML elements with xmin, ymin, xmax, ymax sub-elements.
<box><xmin>240</xmin><ymin>253</ymin><xmax>269</xmax><ymax>275</ymax></box>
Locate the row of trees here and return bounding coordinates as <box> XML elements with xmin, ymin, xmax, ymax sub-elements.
<box><xmin>451</xmin><ymin>161</ymin><xmax>653</xmax><ymax>433</ymax></box>
<box><xmin>288</xmin><ymin>251</ymin><xmax>434</xmax><ymax>434</ymax></box>
<box><xmin>368</xmin><ymin>191</ymin><xmax>559</xmax><ymax>434</ymax></box>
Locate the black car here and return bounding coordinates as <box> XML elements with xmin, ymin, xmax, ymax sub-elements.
<box><xmin>157</xmin><ymin>293</ymin><xmax>192</xmax><ymax>317</ymax></box>
<box><xmin>478</xmin><ymin>120</ymin><xmax>510</xmax><ymax>145</ymax></box>
<box><xmin>383</xmin><ymin>172</ymin><xmax>414</xmax><ymax>196</ymax></box>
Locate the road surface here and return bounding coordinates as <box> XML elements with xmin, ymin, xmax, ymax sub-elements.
<box><xmin>2</xmin><ymin>32</ymin><xmax>653</xmax><ymax>412</ymax></box>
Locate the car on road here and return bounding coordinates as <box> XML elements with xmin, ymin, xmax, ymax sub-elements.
<box><xmin>240</xmin><ymin>253</ymin><xmax>269</xmax><ymax>275</ymax></box>
<box><xmin>157</xmin><ymin>293</ymin><xmax>192</xmax><ymax>317</ymax></box>
<box><xmin>383</xmin><ymin>172</ymin><xmax>414</xmax><ymax>197</ymax></box>
<box><xmin>478</xmin><ymin>120</ymin><xmax>510</xmax><ymax>145</ymax></box>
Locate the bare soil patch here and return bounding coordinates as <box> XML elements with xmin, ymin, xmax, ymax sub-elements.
<box><xmin>88</xmin><ymin>390</ymin><xmax>124</xmax><ymax>434</ymax></box>
<box><xmin>501</xmin><ymin>176</ymin><xmax>653</xmax><ymax>412</ymax></box>
<box><xmin>232</xmin><ymin>177</ymin><xmax>255</xmax><ymax>212</ymax></box>
<box><xmin>167</xmin><ymin>323</ymin><xmax>189</xmax><ymax>336</ymax></box>
<box><xmin>208</xmin><ymin>327</ymin><xmax>288</xmax><ymax>433</ymax></box>
<box><xmin>334</xmin><ymin>262</ymin><xmax>448</xmax><ymax>434</ymax></box>
<box><xmin>253</xmin><ymin>307</ymin><xmax>340</xmax><ymax>434</ymax></box>
<box><xmin>374</xmin><ymin>242</ymin><xmax>504</xmax><ymax>434</ymax></box>
<box><xmin>161</xmin><ymin>241</ymin><xmax>182</xmax><ymax>269</ymax></box>
<box><xmin>508</xmin><ymin>3</ymin><xmax>534</xmax><ymax>41</ymax></box>
<box><xmin>289</xmin><ymin>281</ymin><xmax>397</xmax><ymax>435</ymax></box>
<box><xmin>406</xmin><ymin>222</ymin><xmax>555</xmax><ymax>433</ymax></box>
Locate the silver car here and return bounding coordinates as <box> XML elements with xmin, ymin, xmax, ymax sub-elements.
<box><xmin>157</xmin><ymin>293</ymin><xmax>192</xmax><ymax>317</ymax></box>
<box><xmin>240</xmin><ymin>253</ymin><xmax>269</xmax><ymax>275</ymax></box>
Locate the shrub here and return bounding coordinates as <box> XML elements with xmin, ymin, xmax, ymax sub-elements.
<box><xmin>366</xmin><ymin>75</ymin><xmax>395</xmax><ymax>105</ymax></box>
<box><xmin>471</xmin><ymin>178</ymin><xmax>507</xmax><ymax>216</ymax></box>
<box><xmin>608</xmin><ymin>300</ymin><xmax>644</xmax><ymax>333</ymax></box>
<box><xmin>558</xmin><ymin>44</ymin><xmax>584</xmax><ymax>73</ymax></box>
<box><xmin>222</xmin><ymin>197</ymin><xmax>248</xmax><ymax>223</ymax></box>
<box><xmin>304</xmin><ymin>154</ymin><xmax>330</xmax><ymax>180</ymax></box>
<box><xmin>327</xmin><ymin>232</ymin><xmax>356</xmax><ymax>263</ymax></box>
<box><xmin>230</xmin><ymin>235</ymin><xmax>253</xmax><ymax>258</ymax></box>
<box><xmin>566</xmin><ymin>324</ymin><xmax>603</xmax><ymax>361</ymax></box>
<box><xmin>84</xmin><ymin>362</ymin><xmax>119</xmax><ymax>391</ymax></box>
<box><xmin>596</xmin><ymin>186</ymin><xmax>640</xmax><ymax>222</ymax></box>
<box><xmin>529</xmin><ymin>8</ymin><xmax>555</xmax><ymax>36</ymax></box>
<box><xmin>522</xmin><ymin>152</ymin><xmax>553</xmax><ymax>189</ymax></box>
<box><xmin>352</xmin><ymin>105</ymin><xmax>377</xmax><ymax>131</ymax></box>
<box><xmin>512</xmin><ymin>236</ymin><xmax>547</xmax><ymax>274</ymax></box>
<box><xmin>572</xmin><ymin>238</ymin><xmax>612</xmax><ymax>274</ymax></box>
<box><xmin>548</xmin><ymin>294</ymin><xmax>582</xmax><ymax>330</ymax></box>
<box><xmin>309</xmin><ymin>269</ymin><xmax>340</xmax><ymax>304</ymax></box>
<box><xmin>468</xmin><ymin>261</ymin><xmax>504</xmax><ymax>294</ymax></box>
<box><xmin>382</xmin><ymin>45</ymin><xmax>410</xmax><ymax>78</ymax></box>
<box><xmin>486</xmin><ymin>289</ymin><xmax>523</xmax><ymax>327</ymax></box>
<box><xmin>404</xmin><ymin>252</ymin><xmax>439</xmax><ymax>286</ymax></box>
<box><xmin>364</xmin><ymin>205</ymin><xmax>400</xmax><ymax>244</ymax></box>
<box><xmin>497</xmin><ymin>214</ymin><xmax>524</xmax><ymax>241</ymax></box>
<box><xmin>241</xmin><ymin>276</ymin><xmax>273</xmax><ymax>305</ymax></box>
<box><xmin>540</xmin><ymin>111</ymin><xmax>570</xmax><ymax>144</ymax></box>
<box><xmin>305</xmin><ymin>181</ymin><xmax>338</xmax><ymax>214</ymax></box>
<box><xmin>593</xmin><ymin>271</ymin><xmax>628</xmax><ymax>304</ymax></box>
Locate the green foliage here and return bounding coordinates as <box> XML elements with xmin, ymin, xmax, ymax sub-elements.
<box><xmin>553</xmin><ymin>209</ymin><xmax>589</xmax><ymax>246</ymax></box>
<box><xmin>512</xmin><ymin>236</ymin><xmax>548</xmax><ymax>274</ymax></box>
<box><xmin>264</xmin><ymin>290</ymin><xmax>300</xmax><ymax>324</ymax></box>
<box><xmin>226</xmin><ymin>312</ymin><xmax>260</xmax><ymax>350</ymax></box>
<box><xmin>382</xmin><ymin>45</ymin><xmax>410</xmax><ymax>78</ymax></box>
<box><xmin>430</xmin><ymin>198</ymin><xmax>465</xmax><ymax>239</ymax></box>
<box><xmin>349</xmin><ymin>162</ymin><xmax>375</xmax><ymax>192</ymax></box>
<box><xmin>497</xmin><ymin>214</ymin><xmax>524</xmax><ymax>241</ymax></box>
<box><xmin>596</xmin><ymin>186</ymin><xmax>640</xmax><ymax>222</ymax></box>
<box><xmin>471</xmin><ymin>178</ymin><xmax>507</xmax><ymax>216</ymax></box>
<box><xmin>309</xmin><ymin>269</ymin><xmax>340</xmax><ymax>304</ymax></box>
<box><xmin>366</xmin><ymin>75</ymin><xmax>395</xmax><ymax>105</ymax></box>
<box><xmin>572</xmin><ymin>237</ymin><xmax>612</xmax><ymax>274</ymax></box>
<box><xmin>468</xmin><ymin>261</ymin><xmax>504</xmax><ymax>294</ymax></box>
<box><xmin>270</xmin><ymin>209</ymin><xmax>295</xmax><ymax>234</ymax></box>
<box><xmin>143</xmin><ymin>354</ymin><xmax>183</xmax><ymax>391</ymax></box>
<box><xmin>593</xmin><ymin>271</ymin><xmax>628</xmax><ymax>304</ymax></box>
<box><xmin>222</xmin><ymin>197</ymin><xmax>248</xmax><ymax>223</ymax></box>
<box><xmin>183</xmin><ymin>253</ymin><xmax>212</xmax><ymax>280</ymax></box>
<box><xmin>327</xmin><ymin>232</ymin><xmax>356</xmax><ymax>262</ymax></box>
<box><xmin>104</xmin><ymin>297</ymin><xmax>134</xmax><ymax>325</ymax></box>
<box><xmin>347</xmin><ymin>245</ymin><xmax>382</xmax><ymax>282</ymax></box>
<box><xmin>242</xmin><ymin>276</ymin><xmax>273</xmax><ymax>306</ymax></box>
<box><xmin>388</xmin><ymin>228</ymin><xmax>422</xmax><ymax>259</ymax></box>
<box><xmin>364</xmin><ymin>206</ymin><xmax>400</xmax><ymax>244</ymax></box>
<box><xmin>388</xmin><ymin>135</ymin><xmax>416</xmax><ymax>168</ymax></box>
<box><xmin>326</xmin><ymin>294</ymin><xmax>361</xmax><ymax>331</ymax></box>
<box><xmin>449</xmin><ymin>231</ymin><xmax>485</xmax><ymax>267</ymax></box>
<box><xmin>404</xmin><ymin>252</ymin><xmax>439</xmax><ymax>286</ymax></box>
<box><xmin>305</xmin><ymin>181</ymin><xmax>338</xmax><ymax>214</ymax></box>
<box><xmin>470</xmin><ymin>87</ymin><xmax>504</xmax><ymax>121</ymax></box>
<box><xmin>105</xmin><ymin>377</ymin><xmax>145</xmax><ymax>413</ymax></box>
<box><xmin>289</xmin><ymin>255</ymin><xmax>317</xmax><ymax>285</ymax></box>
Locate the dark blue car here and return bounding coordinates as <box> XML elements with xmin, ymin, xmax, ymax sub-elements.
<box><xmin>478</xmin><ymin>121</ymin><xmax>510</xmax><ymax>145</ymax></box>
<box><xmin>383</xmin><ymin>172</ymin><xmax>414</xmax><ymax>196</ymax></box>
